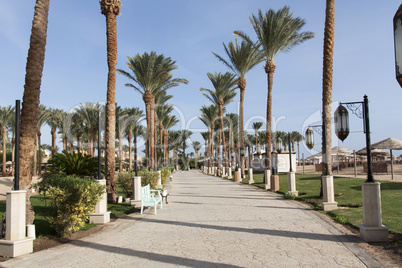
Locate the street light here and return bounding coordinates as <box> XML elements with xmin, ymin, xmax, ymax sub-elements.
<box><xmin>334</xmin><ymin>104</ymin><xmax>349</xmax><ymax>141</ymax></box>
<box><xmin>305</xmin><ymin>127</ymin><xmax>314</xmax><ymax>149</ymax></box>
<box><xmin>276</xmin><ymin>138</ymin><xmax>283</xmax><ymax>153</ymax></box>
<box><xmin>334</xmin><ymin>95</ymin><xmax>373</xmax><ymax>182</ymax></box>
<box><xmin>394</xmin><ymin>4</ymin><xmax>402</xmax><ymax>87</ymax></box>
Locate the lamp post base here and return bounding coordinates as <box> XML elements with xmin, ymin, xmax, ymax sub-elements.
<box><xmin>270</xmin><ymin>175</ymin><xmax>279</xmax><ymax>192</ymax></box>
<box><xmin>359</xmin><ymin>224</ymin><xmax>389</xmax><ymax>242</ymax></box>
<box><xmin>248</xmin><ymin>168</ymin><xmax>254</xmax><ymax>184</ymax></box>
<box><xmin>264</xmin><ymin>169</ymin><xmax>271</xmax><ymax>190</ymax></box>
<box><xmin>321</xmin><ymin>202</ymin><xmax>338</xmax><ymax>211</ymax></box>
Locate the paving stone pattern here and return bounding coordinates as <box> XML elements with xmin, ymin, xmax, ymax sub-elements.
<box><xmin>3</xmin><ymin>170</ymin><xmax>383</xmax><ymax>267</ymax></box>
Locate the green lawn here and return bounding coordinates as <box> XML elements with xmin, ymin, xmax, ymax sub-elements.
<box><xmin>245</xmin><ymin>172</ymin><xmax>402</xmax><ymax>240</ymax></box>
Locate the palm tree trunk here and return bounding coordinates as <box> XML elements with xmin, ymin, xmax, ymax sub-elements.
<box><xmin>150</xmin><ymin>102</ymin><xmax>155</xmax><ymax>169</ymax></box>
<box><xmin>159</xmin><ymin>124</ymin><xmax>163</xmax><ymax>167</ymax></box>
<box><xmin>19</xmin><ymin>0</ymin><xmax>50</xmax><ymax>225</ymax></box>
<box><xmin>11</xmin><ymin>137</ymin><xmax>15</xmax><ymax>176</ymax></box>
<box><xmin>51</xmin><ymin>130</ymin><xmax>56</xmax><ymax>157</ymax></box>
<box><xmin>77</xmin><ymin>135</ymin><xmax>81</xmax><ymax>154</ymax></box>
<box><xmin>100</xmin><ymin>0</ymin><xmax>121</xmax><ymax>202</ymax></box>
<box><xmin>88</xmin><ymin>127</ymin><xmax>93</xmax><ymax>156</ymax></box>
<box><xmin>321</xmin><ymin>0</ymin><xmax>335</xmax><ymax>197</ymax></box>
<box><xmin>265</xmin><ymin>60</ymin><xmax>276</xmax><ymax>178</ymax></box>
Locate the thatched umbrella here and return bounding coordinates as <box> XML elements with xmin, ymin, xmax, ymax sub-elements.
<box><xmin>371</xmin><ymin>137</ymin><xmax>402</xmax><ymax>180</ymax></box>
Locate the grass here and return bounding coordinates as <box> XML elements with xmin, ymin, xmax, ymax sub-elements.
<box><xmin>246</xmin><ymin>172</ymin><xmax>402</xmax><ymax>241</ymax></box>
<box><xmin>0</xmin><ymin>181</ymin><xmax>137</xmax><ymax>237</ymax></box>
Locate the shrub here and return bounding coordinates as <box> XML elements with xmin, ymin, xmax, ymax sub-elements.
<box><xmin>48</xmin><ymin>150</ymin><xmax>100</xmax><ymax>177</ymax></box>
<box><xmin>284</xmin><ymin>192</ymin><xmax>296</xmax><ymax>200</ymax></box>
<box><xmin>117</xmin><ymin>172</ymin><xmax>133</xmax><ymax>197</ymax></box>
<box><xmin>334</xmin><ymin>215</ymin><xmax>348</xmax><ymax>225</ymax></box>
<box><xmin>35</xmin><ymin>173</ymin><xmax>105</xmax><ymax>237</ymax></box>
<box><xmin>139</xmin><ymin>170</ymin><xmax>159</xmax><ymax>189</ymax></box>
<box><xmin>160</xmin><ymin>168</ymin><xmax>170</xmax><ymax>185</ymax></box>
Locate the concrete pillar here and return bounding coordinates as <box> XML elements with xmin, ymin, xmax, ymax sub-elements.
<box><xmin>270</xmin><ymin>175</ymin><xmax>280</xmax><ymax>192</ymax></box>
<box><xmin>228</xmin><ymin>167</ymin><xmax>232</xmax><ymax>179</ymax></box>
<box><xmin>286</xmin><ymin>171</ymin><xmax>298</xmax><ymax>196</ymax></box>
<box><xmin>130</xmin><ymin>176</ymin><xmax>142</xmax><ymax>207</ymax></box>
<box><xmin>359</xmin><ymin>182</ymin><xmax>389</xmax><ymax>242</ymax></box>
<box><xmin>264</xmin><ymin>169</ymin><xmax>271</xmax><ymax>190</ymax></box>
<box><xmin>321</xmin><ymin>175</ymin><xmax>338</xmax><ymax>211</ymax></box>
<box><xmin>222</xmin><ymin>167</ymin><xmax>226</xmax><ymax>178</ymax></box>
<box><xmin>90</xmin><ymin>180</ymin><xmax>111</xmax><ymax>224</ymax></box>
<box><xmin>248</xmin><ymin>168</ymin><xmax>254</xmax><ymax>184</ymax></box>
<box><xmin>0</xmin><ymin>190</ymin><xmax>34</xmax><ymax>257</ymax></box>
<box><xmin>156</xmin><ymin>170</ymin><xmax>162</xmax><ymax>189</ymax></box>
<box><xmin>234</xmin><ymin>170</ymin><xmax>241</xmax><ymax>183</ymax></box>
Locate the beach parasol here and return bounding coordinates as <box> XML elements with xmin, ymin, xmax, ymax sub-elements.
<box><xmin>371</xmin><ymin>137</ymin><xmax>402</xmax><ymax>180</ymax></box>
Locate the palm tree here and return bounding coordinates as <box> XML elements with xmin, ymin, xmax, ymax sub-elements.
<box><xmin>169</xmin><ymin>130</ymin><xmax>181</xmax><ymax>168</ymax></box>
<box><xmin>224</xmin><ymin>113</ymin><xmax>239</xmax><ymax>167</ymax></box>
<box><xmin>0</xmin><ymin>106</ymin><xmax>15</xmax><ymax>176</ymax></box>
<box><xmin>251</xmin><ymin>122</ymin><xmax>263</xmax><ymax>152</ymax></box>
<box><xmin>155</xmin><ymin>93</ymin><xmax>173</xmax><ymax>167</ymax></box>
<box><xmin>57</xmin><ymin>111</ymin><xmax>68</xmax><ymax>151</ymax></box>
<box><xmin>116</xmin><ymin>106</ymin><xmax>129</xmax><ymax>172</ymax></box>
<box><xmin>70</xmin><ymin>112</ymin><xmax>85</xmax><ymax>154</ymax></box>
<box><xmin>100</xmin><ymin>0</ymin><xmax>122</xmax><ymax>202</ymax></box>
<box><xmin>160</xmin><ymin>113</ymin><xmax>178</xmax><ymax>167</ymax></box>
<box><xmin>192</xmin><ymin>141</ymin><xmax>201</xmax><ymax>161</ymax></box>
<box><xmin>47</xmin><ymin>109</ymin><xmax>63</xmax><ymax>157</ymax></box>
<box><xmin>213</xmin><ymin>39</ymin><xmax>264</xmax><ymax>175</ymax></box>
<box><xmin>322</xmin><ymin>0</ymin><xmax>335</xmax><ymax>176</ymax></box>
<box><xmin>19</xmin><ymin>0</ymin><xmax>50</xmax><ymax>224</ymax></box>
<box><xmin>36</xmin><ymin>105</ymin><xmax>50</xmax><ymax>175</ymax></box>
<box><xmin>123</xmin><ymin>107</ymin><xmax>144</xmax><ymax>171</ymax></box>
<box><xmin>74</xmin><ymin>103</ymin><xmax>103</xmax><ymax>156</ymax></box>
<box><xmin>200</xmin><ymin>132</ymin><xmax>209</xmax><ymax>166</ymax></box>
<box><xmin>199</xmin><ymin>104</ymin><xmax>220</xmax><ymax>172</ymax></box>
<box><xmin>200</xmin><ymin>72</ymin><xmax>237</xmax><ymax>174</ymax></box>
<box><xmin>117</xmin><ymin>52</ymin><xmax>188</xmax><ymax>169</ymax></box>
<box><xmin>179</xmin><ymin>130</ymin><xmax>193</xmax><ymax>169</ymax></box>
<box><xmin>234</xmin><ymin>6</ymin><xmax>314</xmax><ymax>178</ymax></box>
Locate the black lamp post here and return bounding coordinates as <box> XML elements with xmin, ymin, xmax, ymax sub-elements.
<box><xmin>97</xmin><ymin>112</ymin><xmax>102</xmax><ymax>180</ymax></box>
<box><xmin>288</xmin><ymin>133</ymin><xmax>293</xmax><ymax>173</ymax></box>
<box><xmin>335</xmin><ymin>95</ymin><xmax>374</xmax><ymax>182</ymax></box>
<box><xmin>14</xmin><ymin>100</ymin><xmax>20</xmax><ymax>191</ymax></box>
<box><xmin>394</xmin><ymin>4</ymin><xmax>402</xmax><ymax>87</ymax></box>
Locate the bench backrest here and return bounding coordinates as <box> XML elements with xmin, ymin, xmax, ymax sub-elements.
<box><xmin>141</xmin><ymin>184</ymin><xmax>151</xmax><ymax>201</ymax></box>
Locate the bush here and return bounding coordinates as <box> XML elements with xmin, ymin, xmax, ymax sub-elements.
<box><xmin>35</xmin><ymin>173</ymin><xmax>105</xmax><ymax>237</ymax></box>
<box><xmin>48</xmin><ymin>150</ymin><xmax>100</xmax><ymax>177</ymax></box>
<box><xmin>160</xmin><ymin>168</ymin><xmax>170</xmax><ymax>185</ymax></box>
<box><xmin>284</xmin><ymin>192</ymin><xmax>296</xmax><ymax>200</ymax></box>
<box><xmin>117</xmin><ymin>172</ymin><xmax>133</xmax><ymax>197</ymax></box>
<box><xmin>139</xmin><ymin>170</ymin><xmax>159</xmax><ymax>189</ymax></box>
<box><xmin>334</xmin><ymin>215</ymin><xmax>348</xmax><ymax>225</ymax></box>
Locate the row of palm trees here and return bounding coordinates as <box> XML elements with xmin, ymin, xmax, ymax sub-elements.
<box><xmin>198</xmin><ymin>6</ymin><xmax>313</xmax><ymax>178</ymax></box>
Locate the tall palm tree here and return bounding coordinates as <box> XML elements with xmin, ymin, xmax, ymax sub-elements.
<box><xmin>116</xmin><ymin>106</ymin><xmax>129</xmax><ymax>172</ymax></box>
<box><xmin>322</xmin><ymin>0</ymin><xmax>335</xmax><ymax>176</ymax></box>
<box><xmin>200</xmin><ymin>72</ymin><xmax>237</xmax><ymax>174</ymax></box>
<box><xmin>36</xmin><ymin>105</ymin><xmax>50</xmax><ymax>175</ymax></box>
<box><xmin>117</xmin><ymin>52</ymin><xmax>188</xmax><ymax>169</ymax></box>
<box><xmin>179</xmin><ymin>130</ymin><xmax>193</xmax><ymax>167</ymax></box>
<box><xmin>0</xmin><ymin>106</ymin><xmax>15</xmax><ymax>176</ymax></box>
<box><xmin>160</xmin><ymin>113</ymin><xmax>178</xmax><ymax>167</ymax></box>
<box><xmin>70</xmin><ymin>112</ymin><xmax>85</xmax><ymax>154</ymax></box>
<box><xmin>199</xmin><ymin>105</ymin><xmax>220</xmax><ymax>172</ymax></box>
<box><xmin>100</xmin><ymin>0</ymin><xmax>122</xmax><ymax>202</ymax></box>
<box><xmin>213</xmin><ymin>40</ymin><xmax>264</xmax><ymax>175</ymax></box>
<box><xmin>57</xmin><ymin>111</ymin><xmax>68</xmax><ymax>151</ymax></box>
<box><xmin>224</xmin><ymin>113</ymin><xmax>239</xmax><ymax>167</ymax></box>
<box><xmin>200</xmin><ymin>132</ymin><xmax>209</xmax><ymax>166</ymax></box>
<box><xmin>169</xmin><ymin>130</ymin><xmax>181</xmax><ymax>168</ymax></box>
<box><xmin>46</xmin><ymin>109</ymin><xmax>63</xmax><ymax>157</ymax></box>
<box><xmin>123</xmin><ymin>108</ymin><xmax>144</xmax><ymax>172</ymax></box>
<box><xmin>290</xmin><ymin>131</ymin><xmax>304</xmax><ymax>164</ymax></box>
<box><xmin>234</xmin><ymin>6</ymin><xmax>314</xmax><ymax>178</ymax></box>
<box><xmin>252</xmin><ymin>122</ymin><xmax>263</xmax><ymax>152</ymax></box>
<box><xmin>155</xmin><ymin>92</ymin><xmax>173</xmax><ymax>167</ymax></box>
<box><xmin>74</xmin><ymin>103</ymin><xmax>103</xmax><ymax>156</ymax></box>
<box><xmin>19</xmin><ymin>0</ymin><xmax>50</xmax><ymax>224</ymax></box>
<box><xmin>192</xmin><ymin>141</ymin><xmax>201</xmax><ymax>161</ymax></box>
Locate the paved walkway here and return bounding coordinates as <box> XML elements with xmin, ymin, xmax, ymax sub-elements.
<box><xmin>3</xmin><ymin>170</ymin><xmax>384</xmax><ymax>267</ymax></box>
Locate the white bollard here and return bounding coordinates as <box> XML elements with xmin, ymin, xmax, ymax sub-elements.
<box><xmin>156</xmin><ymin>170</ymin><xmax>162</xmax><ymax>188</ymax></box>
<box><xmin>321</xmin><ymin>175</ymin><xmax>338</xmax><ymax>211</ymax></box>
<box><xmin>90</xmin><ymin>180</ymin><xmax>111</xmax><ymax>224</ymax></box>
<box><xmin>248</xmin><ymin>168</ymin><xmax>254</xmax><ymax>184</ymax></box>
<box><xmin>0</xmin><ymin>190</ymin><xmax>34</xmax><ymax>257</ymax></box>
<box><xmin>131</xmin><ymin>176</ymin><xmax>142</xmax><ymax>207</ymax></box>
<box><xmin>264</xmin><ymin>169</ymin><xmax>271</xmax><ymax>190</ymax></box>
<box><xmin>286</xmin><ymin>171</ymin><xmax>298</xmax><ymax>197</ymax></box>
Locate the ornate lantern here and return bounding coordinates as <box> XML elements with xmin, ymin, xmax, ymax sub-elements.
<box><xmin>394</xmin><ymin>4</ymin><xmax>402</xmax><ymax>87</ymax></box>
<box><xmin>305</xmin><ymin>127</ymin><xmax>314</xmax><ymax>149</ymax></box>
<box><xmin>334</xmin><ymin>104</ymin><xmax>349</xmax><ymax>141</ymax></box>
<box><xmin>276</xmin><ymin>138</ymin><xmax>283</xmax><ymax>153</ymax></box>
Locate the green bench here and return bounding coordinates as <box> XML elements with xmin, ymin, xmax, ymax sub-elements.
<box><xmin>140</xmin><ymin>184</ymin><xmax>163</xmax><ymax>215</ymax></box>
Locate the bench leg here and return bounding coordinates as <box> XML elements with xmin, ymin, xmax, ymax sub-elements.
<box><xmin>141</xmin><ymin>205</ymin><xmax>144</xmax><ymax>215</ymax></box>
<box><xmin>154</xmin><ymin>205</ymin><xmax>157</xmax><ymax>215</ymax></box>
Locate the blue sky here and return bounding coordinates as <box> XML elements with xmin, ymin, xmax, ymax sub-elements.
<box><xmin>1</xmin><ymin>1</ymin><xmax>401</xmax><ymax>158</ymax></box>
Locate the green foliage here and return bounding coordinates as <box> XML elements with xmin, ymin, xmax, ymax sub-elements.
<box><xmin>117</xmin><ymin>172</ymin><xmax>133</xmax><ymax>197</ymax></box>
<box><xmin>334</xmin><ymin>215</ymin><xmax>348</xmax><ymax>225</ymax></box>
<box><xmin>139</xmin><ymin>170</ymin><xmax>159</xmax><ymax>189</ymax></box>
<box><xmin>48</xmin><ymin>150</ymin><xmax>100</xmax><ymax>177</ymax></box>
<box><xmin>34</xmin><ymin>173</ymin><xmax>105</xmax><ymax>237</ymax></box>
<box><xmin>284</xmin><ymin>192</ymin><xmax>296</xmax><ymax>200</ymax></box>
<box><xmin>160</xmin><ymin>168</ymin><xmax>170</xmax><ymax>185</ymax></box>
